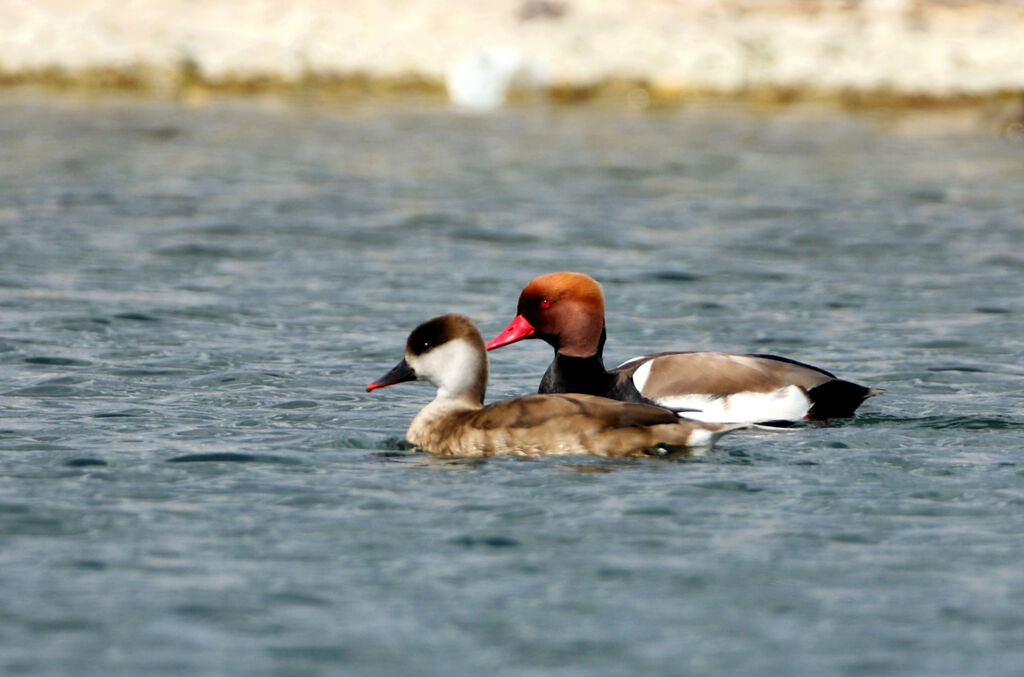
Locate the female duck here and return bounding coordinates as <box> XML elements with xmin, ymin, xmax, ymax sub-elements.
<box><xmin>366</xmin><ymin>314</ymin><xmax>743</xmax><ymax>457</ymax></box>
<box><xmin>486</xmin><ymin>272</ymin><xmax>883</xmax><ymax>425</ymax></box>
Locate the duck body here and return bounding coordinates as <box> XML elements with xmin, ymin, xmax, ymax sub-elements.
<box><xmin>616</xmin><ymin>350</ymin><xmax>873</xmax><ymax>423</ymax></box>
<box><xmin>487</xmin><ymin>272</ymin><xmax>883</xmax><ymax>425</ymax></box>
<box><xmin>367</xmin><ymin>314</ymin><xmax>743</xmax><ymax>458</ymax></box>
<box><xmin>406</xmin><ymin>391</ymin><xmax>727</xmax><ymax>458</ymax></box>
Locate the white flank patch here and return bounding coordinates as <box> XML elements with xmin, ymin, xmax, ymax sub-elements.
<box><xmin>630</xmin><ymin>359</ymin><xmax>654</xmax><ymax>393</ymax></box>
<box><xmin>655</xmin><ymin>385</ymin><xmax>811</xmax><ymax>424</ymax></box>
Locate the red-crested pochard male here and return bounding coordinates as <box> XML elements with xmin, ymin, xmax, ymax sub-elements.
<box><xmin>486</xmin><ymin>272</ymin><xmax>883</xmax><ymax>425</ymax></box>
<box><xmin>366</xmin><ymin>313</ymin><xmax>745</xmax><ymax>457</ymax></box>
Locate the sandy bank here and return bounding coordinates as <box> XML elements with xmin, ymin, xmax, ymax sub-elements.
<box><xmin>2</xmin><ymin>0</ymin><xmax>1023</xmax><ymax>106</ymax></box>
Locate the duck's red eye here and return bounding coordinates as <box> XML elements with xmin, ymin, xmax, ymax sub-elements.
<box><xmin>539</xmin><ymin>298</ymin><xmax>551</xmax><ymax>309</ymax></box>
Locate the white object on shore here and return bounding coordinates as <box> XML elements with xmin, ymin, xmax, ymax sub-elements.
<box><xmin>446</xmin><ymin>46</ymin><xmax>544</xmax><ymax>110</ymax></box>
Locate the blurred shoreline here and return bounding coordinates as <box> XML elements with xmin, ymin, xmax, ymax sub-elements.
<box><xmin>3</xmin><ymin>0</ymin><xmax>1024</xmax><ymax>110</ymax></box>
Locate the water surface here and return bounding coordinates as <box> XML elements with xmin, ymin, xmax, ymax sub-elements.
<box><xmin>1</xmin><ymin>92</ymin><xmax>1023</xmax><ymax>676</ymax></box>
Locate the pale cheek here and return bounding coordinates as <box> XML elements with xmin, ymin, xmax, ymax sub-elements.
<box><xmin>410</xmin><ymin>339</ymin><xmax>484</xmax><ymax>395</ymax></box>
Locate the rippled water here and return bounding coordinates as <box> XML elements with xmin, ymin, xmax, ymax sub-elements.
<box><xmin>2</xmin><ymin>91</ymin><xmax>1023</xmax><ymax>676</ymax></box>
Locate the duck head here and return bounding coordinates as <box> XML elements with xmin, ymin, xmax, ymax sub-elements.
<box><xmin>367</xmin><ymin>313</ymin><xmax>488</xmax><ymax>404</ymax></box>
<box><xmin>486</xmin><ymin>272</ymin><xmax>606</xmax><ymax>358</ymax></box>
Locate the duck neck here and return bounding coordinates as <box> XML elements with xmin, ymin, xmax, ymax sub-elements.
<box><xmin>435</xmin><ymin>380</ymin><xmax>486</xmax><ymax>408</ymax></box>
<box><xmin>407</xmin><ymin>393</ymin><xmax>482</xmax><ymax>447</ymax></box>
<box><xmin>539</xmin><ymin>349</ymin><xmax>614</xmax><ymax>396</ymax></box>
<box><xmin>555</xmin><ymin>317</ymin><xmax>606</xmax><ymax>358</ymax></box>
<box><xmin>431</xmin><ymin>345</ymin><xmax>487</xmax><ymax>406</ymax></box>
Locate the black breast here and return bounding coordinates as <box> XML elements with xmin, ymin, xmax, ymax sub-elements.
<box><xmin>539</xmin><ymin>353</ymin><xmax>654</xmax><ymax>408</ymax></box>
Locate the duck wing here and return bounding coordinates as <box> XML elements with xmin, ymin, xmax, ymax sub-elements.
<box><xmin>470</xmin><ymin>393</ymin><xmax>680</xmax><ymax>431</ymax></box>
<box><xmin>612</xmin><ymin>351</ymin><xmax>837</xmax><ymax>423</ymax></box>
